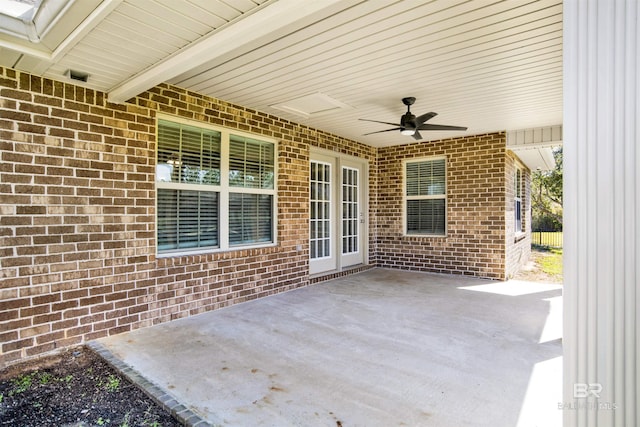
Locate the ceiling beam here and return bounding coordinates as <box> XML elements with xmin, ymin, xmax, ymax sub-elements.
<box><xmin>107</xmin><ymin>0</ymin><xmax>360</xmax><ymax>104</ymax></box>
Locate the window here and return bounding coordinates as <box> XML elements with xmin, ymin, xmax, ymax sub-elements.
<box><xmin>405</xmin><ymin>157</ymin><xmax>446</xmax><ymax>236</ymax></box>
<box><xmin>228</xmin><ymin>135</ymin><xmax>275</xmax><ymax>245</ymax></box>
<box><xmin>156</xmin><ymin>118</ymin><xmax>276</xmax><ymax>255</ymax></box>
<box><xmin>515</xmin><ymin>167</ymin><xmax>523</xmax><ymax>233</ymax></box>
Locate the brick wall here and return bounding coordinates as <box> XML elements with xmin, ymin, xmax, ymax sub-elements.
<box><xmin>0</xmin><ymin>67</ymin><xmax>376</xmax><ymax>367</ymax></box>
<box><xmin>505</xmin><ymin>151</ymin><xmax>532</xmax><ymax>278</ymax></box>
<box><xmin>1</xmin><ymin>66</ymin><xmax>527</xmax><ymax>367</ymax></box>
<box><xmin>376</xmin><ymin>133</ymin><xmax>508</xmax><ymax>279</ymax></box>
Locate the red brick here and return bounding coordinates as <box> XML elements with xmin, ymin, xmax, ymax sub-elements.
<box><xmin>0</xmin><ymin>299</ymin><xmax>30</xmax><ymax>311</ymax></box>
<box><xmin>51</xmin><ymin>319</ymin><xmax>78</xmax><ymax>331</ymax></box>
<box><xmin>0</xmin><ymin>67</ymin><xmax>484</xmax><ymax>368</ymax></box>
<box><xmin>20</xmin><ymin>324</ymin><xmax>50</xmax><ymax>338</ymax></box>
<box><xmin>3</xmin><ymin>337</ymin><xmax>34</xmax><ymax>352</ymax></box>
<box><xmin>1</xmin><ymin>88</ymin><xmax>32</xmax><ymax>101</ymax></box>
<box><xmin>25</xmin><ymin>342</ymin><xmax>57</xmax><ymax>357</ymax></box>
<box><xmin>35</xmin><ymin>331</ymin><xmax>65</xmax><ymax>344</ymax></box>
<box><xmin>32</xmin><ymin>293</ymin><xmax>61</xmax><ymax>305</ymax></box>
<box><xmin>0</xmin><ymin>309</ymin><xmax>19</xmax><ymax>322</ymax></box>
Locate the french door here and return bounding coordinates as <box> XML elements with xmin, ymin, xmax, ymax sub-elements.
<box><xmin>309</xmin><ymin>151</ymin><xmax>366</xmax><ymax>275</ymax></box>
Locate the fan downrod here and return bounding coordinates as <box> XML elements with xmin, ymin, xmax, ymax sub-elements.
<box><xmin>402</xmin><ymin>97</ymin><xmax>416</xmax><ymax>107</ymax></box>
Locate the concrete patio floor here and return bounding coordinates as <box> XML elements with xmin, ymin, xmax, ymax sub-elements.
<box><xmin>96</xmin><ymin>268</ymin><xmax>563</xmax><ymax>427</ymax></box>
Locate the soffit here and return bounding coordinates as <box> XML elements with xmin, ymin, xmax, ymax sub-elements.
<box><xmin>0</xmin><ymin>0</ymin><xmax>563</xmax><ymax>148</ymax></box>
<box><xmin>0</xmin><ymin>0</ymin><xmax>106</xmax><ymax>64</ymax></box>
<box><xmin>507</xmin><ymin>125</ymin><xmax>562</xmax><ymax>171</ymax></box>
<box><xmin>511</xmin><ymin>147</ymin><xmax>556</xmax><ymax>171</ymax></box>
<box><xmin>42</xmin><ymin>0</ymin><xmax>271</xmax><ymax>91</ymax></box>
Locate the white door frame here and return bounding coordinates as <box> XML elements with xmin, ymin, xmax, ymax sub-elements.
<box><xmin>340</xmin><ymin>157</ymin><xmax>366</xmax><ymax>268</ymax></box>
<box><xmin>309</xmin><ymin>148</ymin><xmax>368</xmax><ymax>275</ymax></box>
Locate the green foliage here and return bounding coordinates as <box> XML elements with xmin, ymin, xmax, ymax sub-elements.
<box><xmin>37</xmin><ymin>372</ymin><xmax>53</xmax><ymax>385</ymax></box>
<box><xmin>141</xmin><ymin>404</ymin><xmax>162</xmax><ymax>426</ymax></box>
<box><xmin>96</xmin><ymin>417</ymin><xmax>110</xmax><ymax>425</ymax></box>
<box><xmin>532</xmin><ymin>147</ymin><xmax>563</xmax><ymax>231</ymax></box>
<box><xmin>119</xmin><ymin>411</ymin><xmax>131</xmax><ymax>427</ymax></box>
<box><xmin>10</xmin><ymin>372</ymin><xmax>35</xmax><ymax>396</ymax></box>
<box><xmin>7</xmin><ymin>370</ymin><xmax>74</xmax><ymax>398</ymax></box>
<box><xmin>104</xmin><ymin>374</ymin><xmax>121</xmax><ymax>392</ymax></box>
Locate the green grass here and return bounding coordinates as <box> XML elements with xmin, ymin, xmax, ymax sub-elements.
<box><xmin>538</xmin><ymin>247</ymin><xmax>563</xmax><ymax>277</ymax></box>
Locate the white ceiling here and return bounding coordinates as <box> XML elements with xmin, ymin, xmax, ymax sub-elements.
<box><xmin>0</xmin><ymin>0</ymin><xmax>563</xmax><ymax>148</ymax></box>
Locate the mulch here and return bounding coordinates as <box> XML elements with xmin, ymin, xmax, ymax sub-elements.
<box><xmin>0</xmin><ymin>346</ymin><xmax>181</xmax><ymax>427</ymax></box>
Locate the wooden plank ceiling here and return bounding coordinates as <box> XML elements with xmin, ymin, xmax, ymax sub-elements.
<box><xmin>0</xmin><ymin>0</ymin><xmax>563</xmax><ymax>147</ymax></box>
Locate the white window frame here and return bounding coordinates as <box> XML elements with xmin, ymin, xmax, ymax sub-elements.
<box><xmin>156</xmin><ymin>114</ymin><xmax>278</xmax><ymax>257</ymax></box>
<box><xmin>403</xmin><ymin>156</ymin><xmax>447</xmax><ymax>237</ymax></box>
<box><xmin>514</xmin><ymin>166</ymin><xmax>523</xmax><ymax>234</ymax></box>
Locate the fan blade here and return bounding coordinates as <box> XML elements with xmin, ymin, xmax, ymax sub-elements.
<box><xmin>363</xmin><ymin>128</ymin><xmax>402</xmax><ymax>136</ymax></box>
<box><xmin>417</xmin><ymin>123</ymin><xmax>467</xmax><ymax>131</ymax></box>
<box><xmin>412</xmin><ymin>131</ymin><xmax>423</xmax><ymax>140</ymax></box>
<box><xmin>359</xmin><ymin>118</ymin><xmax>402</xmax><ymax>127</ymax></box>
<box><xmin>415</xmin><ymin>112</ymin><xmax>437</xmax><ymax>127</ymax></box>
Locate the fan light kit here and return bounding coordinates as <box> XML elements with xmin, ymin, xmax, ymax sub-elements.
<box><xmin>360</xmin><ymin>97</ymin><xmax>467</xmax><ymax>140</ymax></box>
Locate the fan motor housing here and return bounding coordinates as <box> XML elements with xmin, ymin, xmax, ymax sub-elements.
<box><xmin>400</xmin><ymin>112</ymin><xmax>416</xmax><ymax>130</ymax></box>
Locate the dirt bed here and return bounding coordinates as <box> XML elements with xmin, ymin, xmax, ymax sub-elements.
<box><xmin>0</xmin><ymin>347</ymin><xmax>180</xmax><ymax>427</ymax></box>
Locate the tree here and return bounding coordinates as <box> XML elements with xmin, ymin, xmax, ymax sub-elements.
<box><xmin>531</xmin><ymin>147</ymin><xmax>563</xmax><ymax>231</ymax></box>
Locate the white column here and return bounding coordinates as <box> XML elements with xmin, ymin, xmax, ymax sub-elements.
<box><xmin>563</xmin><ymin>1</ymin><xmax>639</xmax><ymax>426</ymax></box>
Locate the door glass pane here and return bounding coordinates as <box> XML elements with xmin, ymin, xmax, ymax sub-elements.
<box><xmin>342</xmin><ymin>167</ymin><xmax>358</xmax><ymax>255</ymax></box>
<box><xmin>310</xmin><ymin>161</ymin><xmax>331</xmax><ymax>260</ymax></box>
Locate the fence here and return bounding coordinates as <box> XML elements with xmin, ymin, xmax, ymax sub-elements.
<box><xmin>531</xmin><ymin>231</ymin><xmax>563</xmax><ymax>248</ymax></box>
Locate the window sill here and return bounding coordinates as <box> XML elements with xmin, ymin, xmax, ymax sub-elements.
<box><xmin>404</xmin><ymin>233</ymin><xmax>447</xmax><ymax>238</ymax></box>
<box><xmin>514</xmin><ymin>232</ymin><xmax>527</xmax><ymax>243</ymax></box>
<box><xmin>156</xmin><ymin>241</ymin><xmax>277</xmax><ymax>258</ymax></box>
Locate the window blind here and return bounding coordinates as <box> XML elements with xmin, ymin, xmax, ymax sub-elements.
<box><xmin>406</xmin><ymin>159</ymin><xmax>446</xmax><ymax>196</ymax></box>
<box><xmin>229</xmin><ymin>135</ymin><xmax>274</xmax><ymax>189</ymax></box>
<box><xmin>156</xmin><ymin>119</ymin><xmax>276</xmax><ymax>255</ymax></box>
<box><xmin>157</xmin><ymin>119</ymin><xmax>221</xmax><ymax>185</ymax></box>
<box><xmin>157</xmin><ymin>189</ymin><xmax>219</xmax><ymax>251</ymax></box>
<box><xmin>515</xmin><ymin>168</ymin><xmax>522</xmax><ymax>232</ymax></box>
<box><xmin>405</xmin><ymin>158</ymin><xmax>446</xmax><ymax>235</ymax></box>
<box><xmin>229</xmin><ymin>193</ymin><xmax>273</xmax><ymax>245</ymax></box>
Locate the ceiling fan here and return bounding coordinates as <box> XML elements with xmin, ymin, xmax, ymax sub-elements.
<box><xmin>359</xmin><ymin>97</ymin><xmax>467</xmax><ymax>140</ymax></box>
